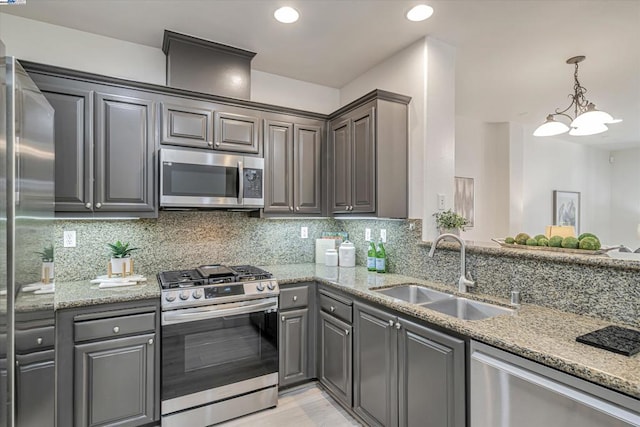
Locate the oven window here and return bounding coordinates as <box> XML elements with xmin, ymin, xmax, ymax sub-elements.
<box><xmin>162</xmin><ymin>311</ymin><xmax>278</xmax><ymax>401</ymax></box>
<box><xmin>184</xmin><ymin>326</ymin><xmax>259</xmax><ymax>372</ymax></box>
<box><xmin>163</xmin><ymin>162</ymin><xmax>238</xmax><ymax>197</ymax></box>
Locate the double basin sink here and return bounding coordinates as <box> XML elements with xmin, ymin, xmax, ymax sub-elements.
<box><xmin>375</xmin><ymin>284</ymin><xmax>514</xmax><ymax>321</ymax></box>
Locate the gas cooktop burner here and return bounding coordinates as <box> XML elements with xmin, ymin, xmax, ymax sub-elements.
<box><xmin>158</xmin><ymin>265</ymin><xmax>273</xmax><ymax>289</ymax></box>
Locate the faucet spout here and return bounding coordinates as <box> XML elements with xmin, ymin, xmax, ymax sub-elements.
<box><xmin>428</xmin><ymin>233</ymin><xmax>476</xmax><ymax>293</ymax></box>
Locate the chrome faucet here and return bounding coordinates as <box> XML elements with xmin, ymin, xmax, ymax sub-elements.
<box><xmin>428</xmin><ymin>233</ymin><xmax>476</xmax><ymax>293</ymax></box>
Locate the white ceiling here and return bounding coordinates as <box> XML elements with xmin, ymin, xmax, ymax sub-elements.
<box><xmin>4</xmin><ymin>0</ymin><xmax>640</xmax><ymax>149</ymax></box>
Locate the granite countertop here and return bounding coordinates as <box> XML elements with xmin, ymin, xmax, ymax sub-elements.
<box><xmin>264</xmin><ymin>263</ymin><xmax>640</xmax><ymax>400</ymax></box>
<box><xmin>54</xmin><ymin>274</ymin><xmax>161</xmax><ymax>310</ymax></box>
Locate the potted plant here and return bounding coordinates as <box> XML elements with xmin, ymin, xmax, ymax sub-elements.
<box><xmin>433</xmin><ymin>209</ymin><xmax>469</xmax><ymax>236</ymax></box>
<box><xmin>107</xmin><ymin>240</ymin><xmax>139</xmax><ymax>275</ymax></box>
<box><xmin>36</xmin><ymin>244</ymin><xmax>54</xmax><ymax>281</ymax></box>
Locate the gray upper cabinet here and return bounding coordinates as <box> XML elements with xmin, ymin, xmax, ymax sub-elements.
<box><xmin>74</xmin><ymin>333</ymin><xmax>156</xmax><ymax>427</ymax></box>
<box><xmin>95</xmin><ymin>92</ymin><xmax>155</xmax><ymax>213</ymax></box>
<box><xmin>329</xmin><ymin>91</ymin><xmax>410</xmax><ymax>218</ymax></box>
<box><xmin>354</xmin><ymin>301</ymin><xmax>465</xmax><ymax>427</ymax></box>
<box><xmin>264</xmin><ymin>117</ymin><xmax>323</xmax><ymax>215</ymax></box>
<box><xmin>37</xmin><ymin>84</ymin><xmax>93</xmax><ymax>212</ymax></box>
<box><xmin>160</xmin><ymin>102</ymin><xmax>213</xmax><ymax>148</ymax></box>
<box><xmin>214</xmin><ymin>110</ymin><xmax>260</xmax><ymax>154</ymax></box>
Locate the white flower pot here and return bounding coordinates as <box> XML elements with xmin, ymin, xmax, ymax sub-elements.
<box><xmin>438</xmin><ymin>227</ymin><xmax>460</xmax><ymax>236</ymax></box>
<box><xmin>41</xmin><ymin>262</ymin><xmax>54</xmax><ymax>280</ymax></box>
<box><xmin>110</xmin><ymin>257</ymin><xmax>132</xmax><ymax>275</ymax></box>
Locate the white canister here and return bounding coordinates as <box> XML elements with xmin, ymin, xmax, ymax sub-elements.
<box><xmin>339</xmin><ymin>240</ymin><xmax>356</xmax><ymax>267</ymax></box>
<box><xmin>325</xmin><ymin>249</ymin><xmax>338</xmax><ymax>267</ymax></box>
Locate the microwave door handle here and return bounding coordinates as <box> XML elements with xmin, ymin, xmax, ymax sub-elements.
<box><xmin>237</xmin><ymin>160</ymin><xmax>244</xmax><ymax>205</ymax></box>
<box><xmin>162</xmin><ymin>299</ymin><xmax>277</xmax><ymax>325</ymax></box>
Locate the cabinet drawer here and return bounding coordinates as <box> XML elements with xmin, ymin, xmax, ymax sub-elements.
<box><xmin>279</xmin><ymin>286</ymin><xmax>309</xmax><ymax>310</ymax></box>
<box><xmin>16</xmin><ymin>326</ymin><xmax>55</xmax><ymax>352</ymax></box>
<box><xmin>319</xmin><ymin>291</ymin><xmax>352</xmax><ymax>323</ymax></box>
<box><xmin>74</xmin><ymin>312</ymin><xmax>156</xmax><ymax>342</ymax></box>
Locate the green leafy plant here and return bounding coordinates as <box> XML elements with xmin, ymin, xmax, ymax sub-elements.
<box><xmin>35</xmin><ymin>245</ymin><xmax>54</xmax><ymax>262</ymax></box>
<box><xmin>433</xmin><ymin>209</ymin><xmax>469</xmax><ymax>231</ymax></box>
<box><xmin>107</xmin><ymin>241</ymin><xmax>139</xmax><ymax>259</ymax></box>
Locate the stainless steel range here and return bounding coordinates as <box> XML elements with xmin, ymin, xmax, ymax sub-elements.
<box><xmin>158</xmin><ymin>265</ymin><xmax>279</xmax><ymax>427</ymax></box>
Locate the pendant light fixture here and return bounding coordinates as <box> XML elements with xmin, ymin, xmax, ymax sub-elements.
<box><xmin>533</xmin><ymin>56</ymin><xmax>621</xmax><ymax>137</ymax></box>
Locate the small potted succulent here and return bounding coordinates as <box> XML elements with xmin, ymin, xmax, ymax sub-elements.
<box><xmin>433</xmin><ymin>209</ymin><xmax>469</xmax><ymax>236</ymax></box>
<box><xmin>36</xmin><ymin>244</ymin><xmax>54</xmax><ymax>281</ymax></box>
<box><xmin>107</xmin><ymin>240</ymin><xmax>139</xmax><ymax>275</ymax></box>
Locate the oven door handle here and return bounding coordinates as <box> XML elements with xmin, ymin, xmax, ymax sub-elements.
<box><xmin>162</xmin><ymin>298</ymin><xmax>277</xmax><ymax>325</ymax></box>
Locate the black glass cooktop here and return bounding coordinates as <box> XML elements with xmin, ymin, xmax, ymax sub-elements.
<box><xmin>576</xmin><ymin>326</ymin><xmax>640</xmax><ymax>357</ymax></box>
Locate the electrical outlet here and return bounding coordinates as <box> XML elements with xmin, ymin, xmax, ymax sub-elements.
<box><xmin>437</xmin><ymin>194</ymin><xmax>446</xmax><ymax>210</ymax></box>
<box><xmin>63</xmin><ymin>230</ymin><xmax>76</xmax><ymax>248</ymax></box>
<box><xmin>300</xmin><ymin>227</ymin><xmax>308</xmax><ymax>239</ymax></box>
<box><xmin>380</xmin><ymin>229</ymin><xmax>387</xmax><ymax>243</ymax></box>
<box><xmin>365</xmin><ymin>228</ymin><xmax>371</xmax><ymax>241</ymax></box>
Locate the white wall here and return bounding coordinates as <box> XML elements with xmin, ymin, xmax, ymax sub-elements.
<box><xmin>610</xmin><ymin>147</ymin><xmax>640</xmax><ymax>249</ymax></box>
<box><xmin>0</xmin><ymin>13</ymin><xmax>339</xmax><ymax>112</ymax></box>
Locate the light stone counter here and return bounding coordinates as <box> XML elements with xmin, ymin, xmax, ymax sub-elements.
<box><xmin>54</xmin><ymin>274</ymin><xmax>161</xmax><ymax>310</ymax></box>
<box><xmin>264</xmin><ymin>263</ymin><xmax>640</xmax><ymax>400</ymax></box>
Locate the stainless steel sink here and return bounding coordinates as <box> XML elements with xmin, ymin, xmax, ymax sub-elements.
<box><xmin>422</xmin><ymin>297</ymin><xmax>514</xmax><ymax>321</ymax></box>
<box><xmin>376</xmin><ymin>284</ymin><xmax>454</xmax><ymax>304</ymax></box>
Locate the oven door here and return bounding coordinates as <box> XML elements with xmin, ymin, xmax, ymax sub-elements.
<box><xmin>161</xmin><ymin>298</ymin><xmax>278</xmax><ymax>411</ymax></box>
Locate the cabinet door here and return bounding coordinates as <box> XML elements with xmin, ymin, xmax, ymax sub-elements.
<box><xmin>74</xmin><ymin>333</ymin><xmax>156</xmax><ymax>427</ymax></box>
<box><xmin>214</xmin><ymin>111</ymin><xmax>260</xmax><ymax>154</ymax></box>
<box><xmin>293</xmin><ymin>123</ymin><xmax>322</xmax><ymax>214</ymax></box>
<box><xmin>94</xmin><ymin>92</ymin><xmax>155</xmax><ymax>212</ymax></box>
<box><xmin>279</xmin><ymin>308</ymin><xmax>308</xmax><ymax>387</ymax></box>
<box><xmin>351</xmin><ymin>106</ymin><xmax>376</xmax><ymax>213</ymax></box>
<box><xmin>330</xmin><ymin>118</ymin><xmax>352</xmax><ymax>213</ymax></box>
<box><xmin>319</xmin><ymin>311</ymin><xmax>352</xmax><ymax>407</ymax></box>
<box><xmin>39</xmin><ymin>85</ymin><xmax>93</xmax><ymax>212</ymax></box>
<box><xmin>161</xmin><ymin>102</ymin><xmax>212</xmax><ymax>148</ymax></box>
<box><xmin>398</xmin><ymin>319</ymin><xmax>465</xmax><ymax>427</ymax></box>
<box><xmin>353</xmin><ymin>302</ymin><xmax>398</xmax><ymax>427</ymax></box>
<box><xmin>16</xmin><ymin>351</ymin><xmax>55</xmax><ymax>427</ymax></box>
<box><xmin>264</xmin><ymin>120</ymin><xmax>293</xmax><ymax>213</ymax></box>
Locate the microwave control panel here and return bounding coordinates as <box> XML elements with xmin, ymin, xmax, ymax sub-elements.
<box><xmin>243</xmin><ymin>169</ymin><xmax>263</xmax><ymax>198</ymax></box>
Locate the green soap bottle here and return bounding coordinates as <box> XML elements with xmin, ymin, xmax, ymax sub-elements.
<box><xmin>376</xmin><ymin>240</ymin><xmax>387</xmax><ymax>273</ymax></box>
<box><xmin>367</xmin><ymin>241</ymin><xmax>377</xmax><ymax>271</ymax></box>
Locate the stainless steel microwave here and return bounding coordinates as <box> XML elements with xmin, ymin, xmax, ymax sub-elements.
<box><xmin>160</xmin><ymin>148</ymin><xmax>264</xmax><ymax>209</ymax></box>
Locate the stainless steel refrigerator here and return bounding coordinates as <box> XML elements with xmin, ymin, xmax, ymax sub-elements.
<box><xmin>1</xmin><ymin>41</ymin><xmax>56</xmax><ymax>427</ymax></box>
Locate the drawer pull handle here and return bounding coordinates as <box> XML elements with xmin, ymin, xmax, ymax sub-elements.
<box><xmin>330</xmin><ymin>306</ymin><xmax>336</xmax><ymax>312</ymax></box>
<box><xmin>395</xmin><ymin>322</ymin><xmax>402</xmax><ymax>330</ymax></box>
<box><xmin>293</xmin><ymin>296</ymin><xmax>298</xmax><ymax>302</ymax></box>
<box><xmin>113</xmin><ymin>326</ymin><xmax>120</xmax><ymax>334</ymax></box>
<box><xmin>85</xmin><ymin>202</ymin><xmax>91</xmax><ymax>209</ymax></box>
<box><xmin>281</xmin><ymin>316</ymin><xmax>285</xmax><ymax>322</ymax></box>
<box><xmin>388</xmin><ymin>320</ymin><xmax>395</xmax><ymax>327</ymax></box>
<box><xmin>345</xmin><ymin>329</ymin><xmax>350</xmax><ymax>336</ymax></box>
<box><xmin>36</xmin><ymin>337</ymin><xmax>43</xmax><ymax>345</ymax></box>
<box><xmin>95</xmin><ymin>202</ymin><xmax>102</xmax><ymax>209</ymax></box>
<box><xmin>207</xmin><ymin>141</ymin><xmax>213</xmax><ymax>147</ymax></box>
<box><xmin>148</xmin><ymin>338</ymin><xmax>154</xmax><ymax>345</ymax></box>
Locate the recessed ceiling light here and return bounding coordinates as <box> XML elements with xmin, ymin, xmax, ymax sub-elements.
<box><xmin>406</xmin><ymin>4</ymin><xmax>434</xmax><ymax>22</ymax></box>
<box><xmin>274</xmin><ymin>6</ymin><xmax>299</xmax><ymax>24</ymax></box>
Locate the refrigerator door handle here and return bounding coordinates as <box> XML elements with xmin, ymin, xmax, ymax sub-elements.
<box><xmin>15</xmin><ymin>136</ymin><xmax>20</xmax><ymax>206</ymax></box>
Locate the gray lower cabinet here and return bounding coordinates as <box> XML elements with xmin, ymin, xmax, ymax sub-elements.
<box><xmin>319</xmin><ymin>311</ymin><xmax>352</xmax><ymax>407</ymax></box>
<box><xmin>279</xmin><ymin>308</ymin><xmax>309</xmax><ymax>386</ymax></box>
<box><xmin>16</xmin><ymin>350</ymin><xmax>55</xmax><ymax>427</ymax></box>
<box><xmin>74</xmin><ymin>333</ymin><xmax>156</xmax><ymax>427</ymax></box>
<box><xmin>264</xmin><ymin>118</ymin><xmax>323</xmax><ymax>215</ymax></box>
<box><xmin>354</xmin><ymin>302</ymin><xmax>465</xmax><ymax>427</ymax></box>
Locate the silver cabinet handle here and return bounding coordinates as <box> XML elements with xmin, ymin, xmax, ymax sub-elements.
<box><xmin>350</xmin><ymin>206</ymin><xmax>354</xmax><ymax>211</ymax></box>
<box><xmin>207</xmin><ymin>141</ymin><xmax>213</xmax><ymax>147</ymax></box>
<box><xmin>95</xmin><ymin>202</ymin><xmax>102</xmax><ymax>209</ymax></box>
<box><xmin>148</xmin><ymin>338</ymin><xmax>154</xmax><ymax>345</ymax></box>
<box><xmin>395</xmin><ymin>322</ymin><xmax>402</xmax><ymax>330</ymax></box>
<box><xmin>113</xmin><ymin>326</ymin><xmax>120</xmax><ymax>334</ymax></box>
<box><xmin>330</xmin><ymin>306</ymin><xmax>336</xmax><ymax>312</ymax></box>
<box><xmin>296</xmin><ymin>206</ymin><xmax>300</xmax><ymax>211</ymax></box>
<box><xmin>215</xmin><ymin>142</ymin><xmax>221</xmax><ymax>147</ymax></box>
<box><xmin>85</xmin><ymin>202</ymin><xmax>92</xmax><ymax>209</ymax></box>
<box><xmin>345</xmin><ymin>329</ymin><xmax>350</xmax><ymax>336</ymax></box>
<box><xmin>289</xmin><ymin>206</ymin><xmax>294</xmax><ymax>211</ymax></box>
<box><xmin>281</xmin><ymin>316</ymin><xmax>285</xmax><ymax>322</ymax></box>
<box><xmin>388</xmin><ymin>320</ymin><xmax>395</xmax><ymax>327</ymax></box>
<box><xmin>345</xmin><ymin>206</ymin><xmax>349</xmax><ymax>211</ymax></box>
<box><xmin>36</xmin><ymin>337</ymin><xmax>43</xmax><ymax>345</ymax></box>
<box><xmin>293</xmin><ymin>295</ymin><xmax>298</xmax><ymax>301</ymax></box>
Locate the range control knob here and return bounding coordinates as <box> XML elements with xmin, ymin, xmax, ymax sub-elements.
<box><xmin>267</xmin><ymin>282</ymin><xmax>276</xmax><ymax>291</ymax></box>
<box><xmin>165</xmin><ymin>292</ymin><xmax>177</xmax><ymax>302</ymax></box>
<box><xmin>193</xmin><ymin>289</ymin><xmax>203</xmax><ymax>299</ymax></box>
<box><xmin>256</xmin><ymin>283</ymin><xmax>265</xmax><ymax>292</ymax></box>
<box><xmin>179</xmin><ymin>290</ymin><xmax>191</xmax><ymax>300</ymax></box>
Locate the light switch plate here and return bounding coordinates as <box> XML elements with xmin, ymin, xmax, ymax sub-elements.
<box><xmin>365</xmin><ymin>228</ymin><xmax>371</xmax><ymax>241</ymax></box>
<box><xmin>64</xmin><ymin>230</ymin><xmax>76</xmax><ymax>248</ymax></box>
<box><xmin>300</xmin><ymin>227</ymin><xmax>308</xmax><ymax>239</ymax></box>
<box><xmin>380</xmin><ymin>229</ymin><xmax>387</xmax><ymax>243</ymax></box>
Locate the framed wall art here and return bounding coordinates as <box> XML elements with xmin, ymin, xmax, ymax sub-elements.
<box><xmin>553</xmin><ymin>190</ymin><xmax>580</xmax><ymax>234</ymax></box>
<box><xmin>454</xmin><ymin>176</ymin><xmax>475</xmax><ymax>227</ymax></box>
